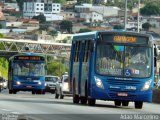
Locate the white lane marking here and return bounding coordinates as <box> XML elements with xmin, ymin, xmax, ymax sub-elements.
<box><xmin>1</xmin><ymin>109</ymin><xmax>11</xmax><ymax>112</ymax></box>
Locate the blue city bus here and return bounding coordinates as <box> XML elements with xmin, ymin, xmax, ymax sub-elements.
<box><xmin>69</xmin><ymin>31</ymin><xmax>156</xmax><ymax>109</ymax></box>
<box><xmin>8</xmin><ymin>53</ymin><xmax>46</xmax><ymax>94</ymax></box>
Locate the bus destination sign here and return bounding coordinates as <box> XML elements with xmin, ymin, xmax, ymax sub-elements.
<box><xmin>113</xmin><ymin>36</ymin><xmax>136</xmax><ymax>43</ymax></box>
<box><xmin>14</xmin><ymin>56</ymin><xmax>43</xmax><ymax>61</ymax></box>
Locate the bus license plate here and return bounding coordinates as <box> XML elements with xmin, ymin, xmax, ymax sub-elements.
<box><xmin>117</xmin><ymin>92</ymin><xmax>128</xmax><ymax>97</ymax></box>
<box><xmin>26</xmin><ymin>86</ymin><xmax>32</xmax><ymax>88</ymax></box>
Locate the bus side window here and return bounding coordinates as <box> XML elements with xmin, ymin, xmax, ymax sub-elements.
<box><xmin>83</xmin><ymin>41</ymin><xmax>91</xmax><ymax>62</ymax></box>
<box><xmin>74</xmin><ymin>41</ymin><xmax>81</xmax><ymax>62</ymax></box>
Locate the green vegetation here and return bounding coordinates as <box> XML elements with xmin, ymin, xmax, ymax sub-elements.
<box><xmin>0</xmin><ymin>33</ymin><xmax>4</xmax><ymax>38</ymax></box>
<box><xmin>142</xmin><ymin>22</ymin><xmax>151</xmax><ymax>31</ymax></box>
<box><xmin>140</xmin><ymin>2</ymin><xmax>160</xmax><ymax>16</ymax></box>
<box><xmin>32</xmin><ymin>14</ymin><xmax>49</xmax><ymax>30</ymax></box>
<box><xmin>59</xmin><ymin>20</ymin><xmax>73</xmax><ymax>33</ymax></box>
<box><xmin>47</xmin><ymin>60</ymin><xmax>67</xmax><ymax>76</ymax></box>
<box><xmin>0</xmin><ymin>58</ymin><xmax>8</xmax><ymax>79</ymax></box>
<box><xmin>49</xmin><ymin>30</ymin><xmax>58</xmax><ymax>39</ymax></box>
<box><xmin>78</xmin><ymin>28</ymin><xmax>92</xmax><ymax>33</ymax></box>
<box><xmin>113</xmin><ymin>25</ymin><xmax>124</xmax><ymax>29</ymax></box>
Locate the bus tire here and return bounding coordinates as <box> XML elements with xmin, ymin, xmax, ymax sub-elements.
<box><xmin>114</xmin><ymin>101</ymin><xmax>121</xmax><ymax>106</ymax></box>
<box><xmin>9</xmin><ymin>90</ymin><xmax>13</xmax><ymax>94</ymax></box>
<box><xmin>80</xmin><ymin>97</ymin><xmax>87</xmax><ymax>104</ymax></box>
<box><xmin>73</xmin><ymin>80</ymin><xmax>79</xmax><ymax>104</ymax></box>
<box><xmin>122</xmin><ymin>101</ymin><xmax>129</xmax><ymax>106</ymax></box>
<box><xmin>135</xmin><ymin>101</ymin><xmax>143</xmax><ymax>109</ymax></box>
<box><xmin>32</xmin><ymin>91</ymin><xmax>36</xmax><ymax>95</ymax></box>
<box><xmin>80</xmin><ymin>82</ymin><xmax>87</xmax><ymax>104</ymax></box>
<box><xmin>88</xmin><ymin>98</ymin><xmax>96</xmax><ymax>106</ymax></box>
<box><xmin>13</xmin><ymin>90</ymin><xmax>17</xmax><ymax>94</ymax></box>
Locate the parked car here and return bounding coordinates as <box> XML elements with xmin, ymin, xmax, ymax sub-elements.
<box><xmin>45</xmin><ymin>75</ymin><xmax>59</xmax><ymax>94</ymax></box>
<box><xmin>2</xmin><ymin>79</ymin><xmax>8</xmax><ymax>89</ymax></box>
<box><xmin>55</xmin><ymin>74</ymin><xmax>71</xmax><ymax>99</ymax></box>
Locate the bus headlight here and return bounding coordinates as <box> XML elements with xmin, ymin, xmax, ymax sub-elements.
<box><xmin>94</xmin><ymin>76</ymin><xmax>104</xmax><ymax>89</ymax></box>
<box><xmin>16</xmin><ymin>81</ymin><xmax>21</xmax><ymax>85</ymax></box>
<box><xmin>142</xmin><ymin>80</ymin><xmax>151</xmax><ymax>91</ymax></box>
<box><xmin>38</xmin><ymin>81</ymin><xmax>42</xmax><ymax>85</ymax></box>
<box><xmin>63</xmin><ymin>83</ymin><xmax>69</xmax><ymax>91</ymax></box>
<box><xmin>0</xmin><ymin>83</ymin><xmax>3</xmax><ymax>86</ymax></box>
<box><xmin>45</xmin><ymin>83</ymin><xmax>47</xmax><ymax>86</ymax></box>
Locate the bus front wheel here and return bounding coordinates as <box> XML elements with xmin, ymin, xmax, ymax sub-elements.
<box><xmin>9</xmin><ymin>90</ymin><xmax>13</xmax><ymax>94</ymax></box>
<box><xmin>135</xmin><ymin>101</ymin><xmax>143</xmax><ymax>109</ymax></box>
<box><xmin>114</xmin><ymin>101</ymin><xmax>121</xmax><ymax>106</ymax></box>
<box><xmin>32</xmin><ymin>91</ymin><xmax>36</xmax><ymax>95</ymax></box>
<box><xmin>122</xmin><ymin>101</ymin><xmax>129</xmax><ymax>106</ymax></box>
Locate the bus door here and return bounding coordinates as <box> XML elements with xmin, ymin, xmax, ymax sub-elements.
<box><xmin>81</xmin><ymin>41</ymin><xmax>91</xmax><ymax>97</ymax></box>
<box><xmin>73</xmin><ymin>41</ymin><xmax>82</xmax><ymax>95</ymax></box>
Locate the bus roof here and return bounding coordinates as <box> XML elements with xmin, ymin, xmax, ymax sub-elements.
<box><xmin>72</xmin><ymin>30</ymin><xmax>152</xmax><ymax>41</ymax></box>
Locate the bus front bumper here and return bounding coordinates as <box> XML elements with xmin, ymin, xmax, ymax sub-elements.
<box><xmin>12</xmin><ymin>84</ymin><xmax>45</xmax><ymax>91</ymax></box>
<box><xmin>91</xmin><ymin>86</ymin><xmax>153</xmax><ymax>102</ymax></box>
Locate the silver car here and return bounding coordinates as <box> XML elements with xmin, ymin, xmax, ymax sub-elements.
<box><xmin>55</xmin><ymin>74</ymin><xmax>71</xmax><ymax>99</ymax></box>
<box><xmin>45</xmin><ymin>76</ymin><xmax>59</xmax><ymax>94</ymax></box>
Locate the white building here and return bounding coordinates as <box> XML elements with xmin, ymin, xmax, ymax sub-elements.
<box><xmin>80</xmin><ymin>11</ymin><xmax>103</xmax><ymax>23</ymax></box>
<box><xmin>75</xmin><ymin>4</ymin><xmax>120</xmax><ymax>17</ymax></box>
<box><xmin>3</xmin><ymin>3</ymin><xmax>19</xmax><ymax>11</ymax></box>
<box><xmin>23</xmin><ymin>0</ymin><xmax>63</xmax><ymax>21</ymax></box>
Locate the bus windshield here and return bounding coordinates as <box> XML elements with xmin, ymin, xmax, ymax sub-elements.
<box><xmin>13</xmin><ymin>62</ymin><xmax>45</xmax><ymax>77</ymax></box>
<box><xmin>96</xmin><ymin>44</ymin><xmax>151</xmax><ymax>78</ymax></box>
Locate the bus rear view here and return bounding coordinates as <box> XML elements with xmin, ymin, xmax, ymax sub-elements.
<box><xmin>70</xmin><ymin>31</ymin><xmax>155</xmax><ymax>109</ymax></box>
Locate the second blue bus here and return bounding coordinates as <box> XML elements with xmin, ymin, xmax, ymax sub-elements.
<box><xmin>8</xmin><ymin>53</ymin><xmax>46</xmax><ymax>94</ymax></box>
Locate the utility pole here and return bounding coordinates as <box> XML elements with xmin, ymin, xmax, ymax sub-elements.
<box><xmin>137</xmin><ymin>0</ymin><xmax>140</xmax><ymax>33</ymax></box>
<box><xmin>124</xmin><ymin>0</ymin><xmax>127</xmax><ymax>30</ymax></box>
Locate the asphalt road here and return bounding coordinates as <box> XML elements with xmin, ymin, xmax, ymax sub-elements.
<box><xmin>0</xmin><ymin>89</ymin><xmax>160</xmax><ymax>120</ymax></box>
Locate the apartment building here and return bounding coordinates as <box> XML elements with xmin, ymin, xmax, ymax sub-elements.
<box><xmin>23</xmin><ymin>0</ymin><xmax>63</xmax><ymax>21</ymax></box>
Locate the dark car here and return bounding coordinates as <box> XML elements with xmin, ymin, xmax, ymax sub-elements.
<box><xmin>45</xmin><ymin>76</ymin><xmax>59</xmax><ymax>94</ymax></box>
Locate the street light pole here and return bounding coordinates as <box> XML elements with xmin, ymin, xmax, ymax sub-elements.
<box><xmin>137</xmin><ymin>0</ymin><xmax>140</xmax><ymax>33</ymax></box>
<box><xmin>124</xmin><ymin>0</ymin><xmax>128</xmax><ymax>30</ymax></box>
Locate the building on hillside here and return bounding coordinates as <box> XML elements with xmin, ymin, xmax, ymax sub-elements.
<box><xmin>23</xmin><ymin>0</ymin><xmax>63</xmax><ymax>21</ymax></box>
<box><xmin>3</xmin><ymin>3</ymin><xmax>19</xmax><ymax>11</ymax></box>
<box><xmin>75</xmin><ymin>3</ymin><xmax>120</xmax><ymax>17</ymax></box>
<box><xmin>142</xmin><ymin>16</ymin><xmax>160</xmax><ymax>29</ymax></box>
<box><xmin>80</xmin><ymin>11</ymin><xmax>103</xmax><ymax>23</ymax></box>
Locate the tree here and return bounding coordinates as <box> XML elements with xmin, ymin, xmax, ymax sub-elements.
<box><xmin>0</xmin><ymin>33</ymin><xmax>4</xmax><ymax>38</ymax></box>
<box><xmin>78</xmin><ymin>28</ymin><xmax>92</xmax><ymax>33</ymax></box>
<box><xmin>113</xmin><ymin>25</ymin><xmax>124</xmax><ymax>29</ymax></box>
<box><xmin>59</xmin><ymin>20</ymin><xmax>73</xmax><ymax>33</ymax></box>
<box><xmin>16</xmin><ymin>0</ymin><xmax>27</xmax><ymax>12</ymax></box>
<box><xmin>32</xmin><ymin>13</ymin><xmax>46</xmax><ymax>23</ymax></box>
<box><xmin>32</xmin><ymin>14</ymin><xmax>48</xmax><ymax>30</ymax></box>
<box><xmin>140</xmin><ymin>2</ymin><xmax>160</xmax><ymax>16</ymax></box>
<box><xmin>49</xmin><ymin>30</ymin><xmax>58</xmax><ymax>39</ymax></box>
<box><xmin>47</xmin><ymin>60</ymin><xmax>67</xmax><ymax>76</ymax></box>
<box><xmin>142</xmin><ymin>23</ymin><xmax>151</xmax><ymax>31</ymax></box>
